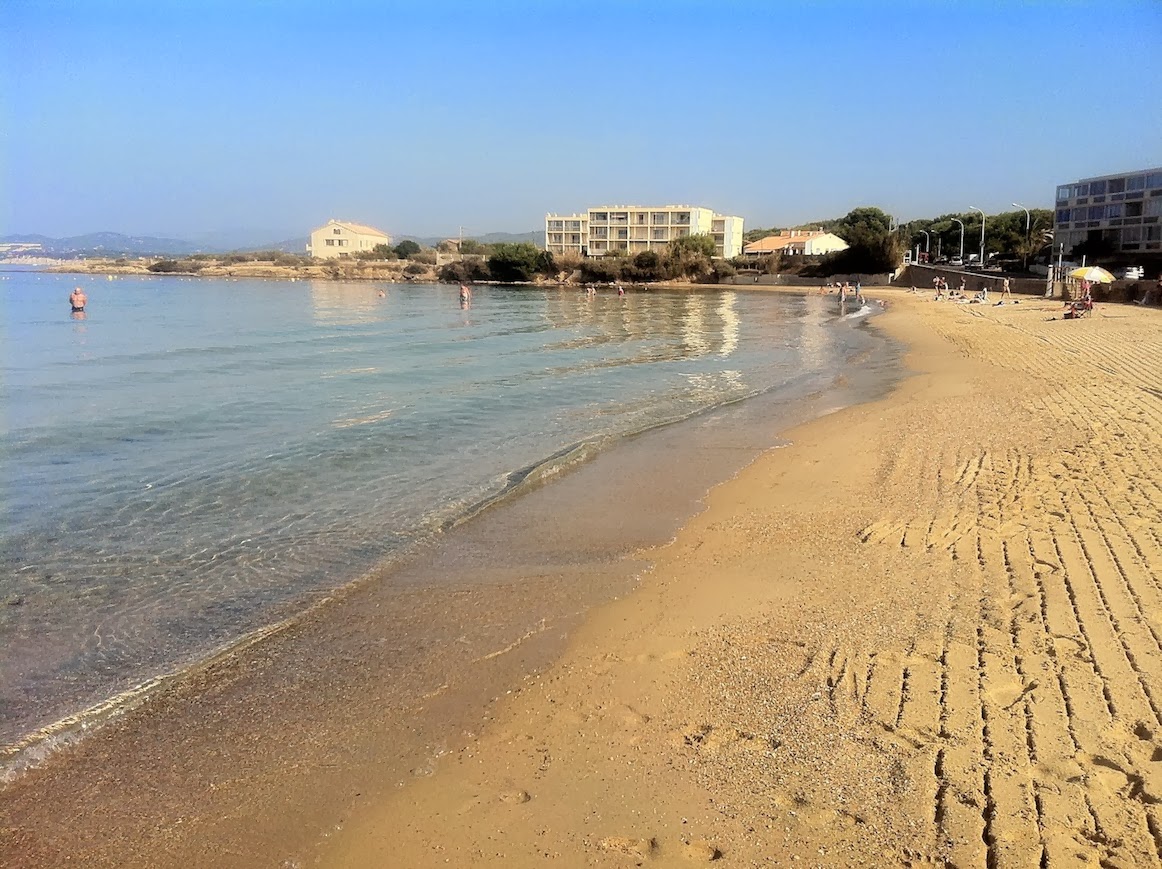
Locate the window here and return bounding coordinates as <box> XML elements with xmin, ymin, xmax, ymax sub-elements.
<box><xmin>591</xmin><ymin>212</ymin><xmax>608</xmax><ymax>222</ymax></box>
<box><xmin>1089</xmin><ymin>179</ymin><xmax>1107</xmax><ymax>195</ymax></box>
<box><xmin>1147</xmin><ymin>225</ymin><xmax>1162</xmax><ymax>241</ymax></box>
<box><xmin>1123</xmin><ymin>226</ymin><xmax>1143</xmax><ymax>243</ymax></box>
<box><xmin>1146</xmin><ymin>198</ymin><xmax>1162</xmax><ymax>217</ymax></box>
<box><xmin>1126</xmin><ymin>201</ymin><xmax>1143</xmax><ymax>217</ymax></box>
<box><xmin>1106</xmin><ymin>204</ymin><xmax>1123</xmax><ymax>219</ymax></box>
<box><xmin>1087</xmin><ymin>205</ymin><xmax>1104</xmax><ymax>220</ymax></box>
<box><xmin>338</xmin><ymin>239</ymin><xmax>348</xmax><ymax>246</ymax></box>
<box><xmin>651</xmin><ymin>212</ymin><xmax>669</xmax><ymax>224</ymax></box>
<box><xmin>1147</xmin><ymin>173</ymin><xmax>1162</xmax><ymax>188</ymax></box>
<box><xmin>1056</xmin><ymin>185</ymin><xmax>1071</xmax><ymax>202</ymax></box>
<box><xmin>333</xmin><ymin>228</ymin><xmax>341</xmax><ymax>234</ymax></box>
<box><xmin>1127</xmin><ymin>175</ymin><xmax>1146</xmax><ymax>191</ymax></box>
<box><xmin>325</xmin><ymin>238</ymin><xmax>335</xmax><ymax>246</ymax></box>
<box><xmin>1056</xmin><ymin>208</ymin><xmax>1071</xmax><ymax>223</ymax></box>
<box><xmin>547</xmin><ymin>220</ymin><xmax>563</xmax><ymax>231</ymax></box>
<box><xmin>1074</xmin><ymin>183</ymin><xmax>1089</xmax><ymax>197</ymax></box>
<box><xmin>1108</xmin><ymin>177</ymin><xmax>1126</xmax><ymax>194</ymax></box>
<box><xmin>567</xmin><ymin>221</ymin><xmax>581</xmax><ymax>231</ymax></box>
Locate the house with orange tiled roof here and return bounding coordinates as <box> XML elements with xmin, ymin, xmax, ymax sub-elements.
<box><xmin>307</xmin><ymin>219</ymin><xmax>392</xmax><ymax>259</ymax></box>
<box><xmin>742</xmin><ymin>229</ymin><xmax>848</xmax><ymax>258</ymax></box>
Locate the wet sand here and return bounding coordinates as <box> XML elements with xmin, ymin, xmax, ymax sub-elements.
<box><xmin>0</xmin><ymin>291</ymin><xmax>899</xmax><ymax>867</ymax></box>
<box><xmin>319</xmin><ymin>291</ymin><xmax>1162</xmax><ymax>866</ymax></box>
<box><xmin>6</xmin><ymin>290</ymin><xmax>1161</xmax><ymax>867</ymax></box>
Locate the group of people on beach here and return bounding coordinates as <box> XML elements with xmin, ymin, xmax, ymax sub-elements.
<box><xmin>922</xmin><ymin>275</ymin><xmax>1012</xmax><ymax>305</ymax></box>
<box><xmin>819</xmin><ymin>281</ymin><xmax>865</xmax><ymax>306</ymax></box>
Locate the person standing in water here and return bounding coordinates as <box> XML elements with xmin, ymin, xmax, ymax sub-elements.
<box><xmin>70</xmin><ymin>286</ymin><xmax>87</xmax><ymax>313</ymax></box>
<box><xmin>459</xmin><ymin>283</ymin><xmax>472</xmax><ymax>305</ymax></box>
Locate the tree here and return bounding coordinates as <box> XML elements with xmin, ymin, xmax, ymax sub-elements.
<box><xmin>663</xmin><ymin>233</ymin><xmax>717</xmax><ymax>280</ymax></box>
<box><xmin>459</xmin><ymin>239</ymin><xmax>484</xmax><ymax>255</ymax></box>
<box><xmin>394</xmin><ymin>240</ymin><xmax>421</xmax><ymax>259</ymax></box>
<box><xmin>625</xmin><ymin>250</ymin><xmax>665</xmax><ymax>282</ymax></box>
<box><xmin>371</xmin><ymin>243</ymin><xmax>397</xmax><ymax>259</ymax></box>
<box><xmin>487</xmin><ymin>242</ymin><xmax>542</xmax><ymax>282</ymax></box>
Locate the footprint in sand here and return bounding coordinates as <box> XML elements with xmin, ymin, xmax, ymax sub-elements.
<box><xmin>598</xmin><ymin>836</ymin><xmax>657</xmax><ymax>859</ymax></box>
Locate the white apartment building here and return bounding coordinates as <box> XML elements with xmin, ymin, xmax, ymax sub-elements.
<box><xmin>307</xmin><ymin>219</ymin><xmax>392</xmax><ymax>259</ymax></box>
<box><xmin>1054</xmin><ymin>168</ymin><xmax>1162</xmax><ymax>255</ymax></box>
<box><xmin>545</xmin><ymin>206</ymin><xmax>744</xmax><ymax>259</ymax></box>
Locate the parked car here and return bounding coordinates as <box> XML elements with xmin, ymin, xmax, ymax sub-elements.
<box><xmin>1120</xmin><ymin>266</ymin><xmax>1145</xmax><ymax>280</ymax></box>
<box><xmin>949</xmin><ymin>256</ymin><xmax>964</xmax><ymax>267</ymax></box>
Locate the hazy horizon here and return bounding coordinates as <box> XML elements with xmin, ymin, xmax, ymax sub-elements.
<box><xmin>4</xmin><ymin>0</ymin><xmax>1160</xmax><ymax>240</ymax></box>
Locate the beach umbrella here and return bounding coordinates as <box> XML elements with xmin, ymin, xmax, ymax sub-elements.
<box><xmin>1068</xmin><ymin>266</ymin><xmax>1116</xmax><ymax>283</ymax></box>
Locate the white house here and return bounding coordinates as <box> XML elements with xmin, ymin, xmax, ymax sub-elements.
<box><xmin>742</xmin><ymin>229</ymin><xmax>849</xmax><ymax>258</ymax></box>
<box><xmin>308</xmin><ymin>219</ymin><xmax>392</xmax><ymax>259</ymax></box>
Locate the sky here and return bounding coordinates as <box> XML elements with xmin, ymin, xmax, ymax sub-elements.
<box><xmin>3</xmin><ymin>0</ymin><xmax>1160</xmax><ymax>243</ymax></box>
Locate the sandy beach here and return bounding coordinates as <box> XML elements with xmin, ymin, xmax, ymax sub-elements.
<box><xmin>316</xmin><ymin>290</ymin><xmax>1162</xmax><ymax>867</ymax></box>
<box><xmin>4</xmin><ymin>288</ymin><xmax>1160</xmax><ymax>867</ymax></box>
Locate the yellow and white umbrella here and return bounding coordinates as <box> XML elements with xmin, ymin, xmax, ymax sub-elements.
<box><xmin>1068</xmin><ymin>266</ymin><xmax>1116</xmax><ymax>283</ymax></box>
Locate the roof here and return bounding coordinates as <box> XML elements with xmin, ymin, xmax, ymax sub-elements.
<box><xmin>743</xmin><ymin>230</ymin><xmax>844</xmax><ymax>254</ymax></box>
<box><xmin>744</xmin><ymin>235</ymin><xmax>812</xmax><ymax>253</ymax></box>
<box><xmin>318</xmin><ymin>219</ymin><xmax>391</xmax><ymax>238</ymax></box>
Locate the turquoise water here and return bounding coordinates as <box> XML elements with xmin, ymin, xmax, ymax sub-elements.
<box><xmin>0</xmin><ymin>271</ymin><xmax>884</xmax><ymax>751</ymax></box>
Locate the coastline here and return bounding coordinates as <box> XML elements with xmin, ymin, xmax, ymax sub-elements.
<box><xmin>5</xmin><ymin>289</ymin><xmax>1158</xmax><ymax>866</ymax></box>
<box><xmin>319</xmin><ymin>290</ymin><xmax>1162</xmax><ymax>866</ymax></box>
<box><xmin>0</xmin><ymin>289</ymin><xmax>901</xmax><ymax>867</ymax></box>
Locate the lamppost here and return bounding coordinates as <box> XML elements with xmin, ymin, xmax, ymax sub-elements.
<box><xmin>1012</xmin><ymin>202</ymin><xmax>1031</xmax><ymax>269</ymax></box>
<box><xmin>920</xmin><ymin>229</ymin><xmax>930</xmax><ymax>262</ymax></box>
<box><xmin>951</xmin><ymin>218</ymin><xmax>965</xmax><ymax>262</ymax></box>
<box><xmin>968</xmin><ymin>207</ymin><xmax>986</xmax><ymax>265</ymax></box>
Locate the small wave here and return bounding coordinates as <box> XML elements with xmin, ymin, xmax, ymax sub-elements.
<box><xmin>0</xmin><ymin>618</ymin><xmax>299</xmax><ymax>785</ymax></box>
<box><xmin>331</xmin><ymin>407</ymin><xmax>395</xmax><ymax>428</ymax></box>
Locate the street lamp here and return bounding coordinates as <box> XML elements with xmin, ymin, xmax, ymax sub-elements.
<box><xmin>1012</xmin><ymin>202</ymin><xmax>1031</xmax><ymax>269</ymax></box>
<box><xmin>920</xmin><ymin>229</ymin><xmax>930</xmax><ymax>262</ymax></box>
<box><xmin>951</xmin><ymin>218</ymin><xmax>965</xmax><ymax>262</ymax></box>
<box><xmin>968</xmin><ymin>207</ymin><xmax>986</xmax><ymax>265</ymax></box>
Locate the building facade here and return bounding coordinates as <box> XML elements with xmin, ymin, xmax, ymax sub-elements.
<box><xmin>307</xmin><ymin>219</ymin><xmax>392</xmax><ymax>259</ymax></box>
<box><xmin>1054</xmin><ymin>168</ymin><xmax>1162</xmax><ymax>256</ymax></box>
<box><xmin>545</xmin><ymin>206</ymin><xmax>744</xmax><ymax>259</ymax></box>
<box><xmin>742</xmin><ymin>229</ymin><xmax>849</xmax><ymax>258</ymax></box>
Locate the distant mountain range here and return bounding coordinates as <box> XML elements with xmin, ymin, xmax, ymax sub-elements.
<box><xmin>1</xmin><ymin>229</ymin><xmax>543</xmax><ymax>258</ymax></box>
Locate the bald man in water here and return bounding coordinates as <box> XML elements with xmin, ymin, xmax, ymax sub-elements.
<box><xmin>69</xmin><ymin>287</ymin><xmax>87</xmax><ymax>312</ymax></box>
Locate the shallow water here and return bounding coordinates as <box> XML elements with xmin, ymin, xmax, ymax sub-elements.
<box><xmin>0</xmin><ymin>272</ymin><xmax>888</xmax><ymax>752</ymax></box>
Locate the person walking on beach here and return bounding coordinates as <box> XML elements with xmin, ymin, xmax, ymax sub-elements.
<box><xmin>1000</xmin><ymin>277</ymin><xmax>1011</xmax><ymax>301</ymax></box>
<box><xmin>69</xmin><ymin>286</ymin><xmax>87</xmax><ymax>313</ymax></box>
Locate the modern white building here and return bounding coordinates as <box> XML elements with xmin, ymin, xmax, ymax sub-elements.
<box><xmin>1054</xmin><ymin>168</ymin><xmax>1162</xmax><ymax>255</ymax></box>
<box><xmin>545</xmin><ymin>205</ymin><xmax>744</xmax><ymax>259</ymax></box>
<box><xmin>307</xmin><ymin>219</ymin><xmax>392</xmax><ymax>259</ymax></box>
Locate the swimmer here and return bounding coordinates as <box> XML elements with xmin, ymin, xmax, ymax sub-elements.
<box><xmin>69</xmin><ymin>286</ymin><xmax>87</xmax><ymax>313</ymax></box>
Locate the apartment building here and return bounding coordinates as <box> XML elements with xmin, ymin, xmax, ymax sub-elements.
<box><xmin>545</xmin><ymin>206</ymin><xmax>744</xmax><ymax>259</ymax></box>
<box><xmin>1054</xmin><ymin>168</ymin><xmax>1162</xmax><ymax>255</ymax></box>
<box><xmin>307</xmin><ymin>219</ymin><xmax>392</xmax><ymax>259</ymax></box>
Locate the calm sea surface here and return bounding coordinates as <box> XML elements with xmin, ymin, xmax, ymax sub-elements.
<box><xmin>0</xmin><ymin>271</ymin><xmax>887</xmax><ymax>754</ymax></box>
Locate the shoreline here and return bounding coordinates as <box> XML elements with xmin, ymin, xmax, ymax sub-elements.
<box><xmin>0</xmin><ymin>290</ymin><xmax>902</xmax><ymax>866</ymax></box>
<box><xmin>6</xmin><ymin>291</ymin><xmax>1158</xmax><ymax>865</ymax></box>
<box><xmin>317</xmin><ymin>290</ymin><xmax>1162</xmax><ymax>866</ymax></box>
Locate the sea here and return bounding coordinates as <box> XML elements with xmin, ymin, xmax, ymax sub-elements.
<box><xmin>0</xmin><ymin>271</ymin><xmax>898</xmax><ymax>772</ymax></box>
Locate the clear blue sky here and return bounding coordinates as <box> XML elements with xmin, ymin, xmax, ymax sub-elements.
<box><xmin>3</xmin><ymin>0</ymin><xmax>1159</xmax><ymax>242</ymax></box>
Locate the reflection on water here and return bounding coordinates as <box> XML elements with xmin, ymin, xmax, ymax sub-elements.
<box><xmin>1</xmin><ymin>276</ymin><xmax>882</xmax><ymax>753</ymax></box>
<box><xmin>309</xmin><ymin>279</ymin><xmax>391</xmax><ymax>325</ymax></box>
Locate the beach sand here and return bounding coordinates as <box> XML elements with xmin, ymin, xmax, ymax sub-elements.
<box><xmin>317</xmin><ymin>291</ymin><xmax>1162</xmax><ymax>867</ymax></box>
<box><xmin>4</xmin><ymin>290</ymin><xmax>1160</xmax><ymax>867</ymax></box>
